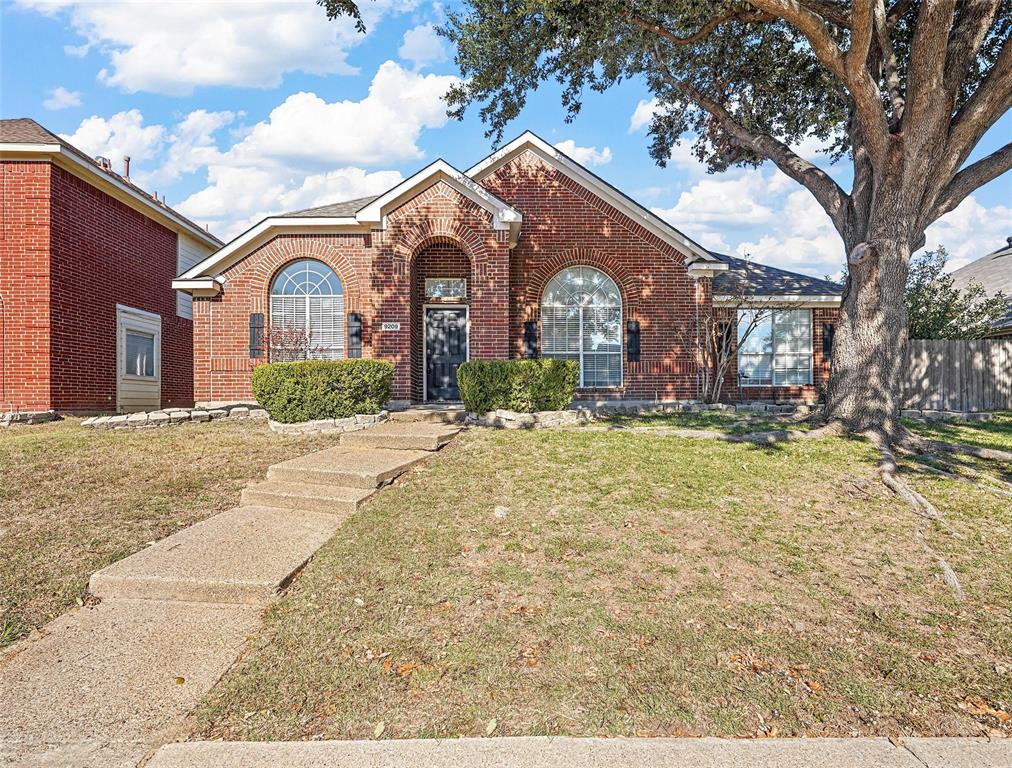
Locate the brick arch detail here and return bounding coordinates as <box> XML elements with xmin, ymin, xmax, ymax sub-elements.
<box><xmin>521</xmin><ymin>249</ymin><xmax>640</xmax><ymax>323</ymax></box>
<box><xmin>223</xmin><ymin>234</ymin><xmax>365</xmax><ymax>314</ymax></box>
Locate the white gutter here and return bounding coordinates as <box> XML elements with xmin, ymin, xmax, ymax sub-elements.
<box><xmin>714</xmin><ymin>294</ymin><xmax>842</xmax><ymax>307</ymax></box>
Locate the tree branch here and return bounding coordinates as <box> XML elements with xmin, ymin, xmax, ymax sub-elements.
<box><xmin>944</xmin><ymin>0</ymin><xmax>1003</xmax><ymax>95</ymax></box>
<box><xmin>886</xmin><ymin>0</ymin><xmax>915</xmax><ymax>25</ymax></box>
<box><xmin>873</xmin><ymin>0</ymin><xmax>905</xmax><ymax>121</ymax></box>
<box><xmin>746</xmin><ymin>0</ymin><xmax>892</xmax><ymax>163</ymax></box>
<box><xmin>650</xmin><ymin>47</ymin><xmax>852</xmax><ymax>231</ymax></box>
<box><xmin>904</xmin><ymin>0</ymin><xmax>957</xmax><ymax>131</ymax></box>
<box><xmin>927</xmin><ymin>141</ymin><xmax>1012</xmax><ymax>224</ymax></box>
<box><xmin>624</xmin><ymin>5</ymin><xmax>770</xmax><ymax>46</ymax></box>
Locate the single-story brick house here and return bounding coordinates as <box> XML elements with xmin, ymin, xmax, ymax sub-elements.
<box><xmin>1</xmin><ymin>118</ymin><xmax>222</xmax><ymax>415</ymax></box>
<box><xmin>174</xmin><ymin>132</ymin><xmax>842</xmax><ymax>406</ymax></box>
<box><xmin>950</xmin><ymin>237</ymin><xmax>1012</xmax><ymax>337</ymax></box>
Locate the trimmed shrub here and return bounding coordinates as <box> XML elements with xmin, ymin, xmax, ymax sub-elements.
<box><xmin>251</xmin><ymin>359</ymin><xmax>394</xmax><ymax>423</ymax></box>
<box><xmin>457</xmin><ymin>359</ymin><xmax>579</xmax><ymax>414</ymax></box>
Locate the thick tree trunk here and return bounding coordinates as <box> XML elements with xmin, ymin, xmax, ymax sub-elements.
<box><xmin>825</xmin><ymin>228</ymin><xmax>912</xmax><ymax>440</ymax></box>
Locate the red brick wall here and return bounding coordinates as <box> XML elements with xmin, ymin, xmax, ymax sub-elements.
<box><xmin>0</xmin><ymin>159</ymin><xmax>193</xmax><ymax>413</ymax></box>
<box><xmin>194</xmin><ymin>181</ymin><xmax>511</xmax><ymax>404</ymax></box>
<box><xmin>0</xmin><ymin>161</ymin><xmax>52</xmax><ymax>412</ymax></box>
<box><xmin>480</xmin><ymin>150</ymin><xmax>703</xmax><ymax>400</ymax></box>
<box><xmin>48</xmin><ymin>165</ymin><xmax>193</xmax><ymax>411</ymax></box>
<box><xmin>717</xmin><ymin>306</ymin><xmax>839</xmax><ymax>403</ymax></box>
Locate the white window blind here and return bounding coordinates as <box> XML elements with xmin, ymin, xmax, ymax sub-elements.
<box><xmin>269</xmin><ymin>259</ymin><xmax>345</xmax><ymax>361</ymax></box>
<box><xmin>737</xmin><ymin>309</ymin><xmax>812</xmax><ymax>387</ymax></box>
<box><xmin>125</xmin><ymin>331</ymin><xmax>155</xmax><ymax>377</ymax></box>
<box><xmin>541</xmin><ymin>266</ymin><xmax>622</xmax><ymax>387</ymax></box>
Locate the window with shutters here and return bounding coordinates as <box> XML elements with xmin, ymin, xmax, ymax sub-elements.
<box><xmin>737</xmin><ymin>309</ymin><xmax>812</xmax><ymax>386</ymax></box>
<box><xmin>541</xmin><ymin>266</ymin><xmax>622</xmax><ymax>387</ymax></box>
<box><xmin>269</xmin><ymin>259</ymin><xmax>345</xmax><ymax>361</ymax></box>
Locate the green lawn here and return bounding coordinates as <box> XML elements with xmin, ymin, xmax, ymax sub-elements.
<box><xmin>193</xmin><ymin>425</ymin><xmax>1011</xmax><ymax>741</ymax></box>
<box><xmin>903</xmin><ymin>412</ymin><xmax>1012</xmax><ymax>454</ymax></box>
<box><xmin>601</xmin><ymin>409</ymin><xmax>813</xmax><ymax>434</ymax></box>
<box><xmin>0</xmin><ymin>418</ymin><xmax>335</xmax><ymax>647</ymax></box>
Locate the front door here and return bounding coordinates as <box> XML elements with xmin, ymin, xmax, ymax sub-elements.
<box><xmin>425</xmin><ymin>307</ymin><xmax>467</xmax><ymax>401</ymax></box>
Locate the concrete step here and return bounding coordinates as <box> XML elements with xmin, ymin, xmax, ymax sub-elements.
<box><xmin>340</xmin><ymin>421</ymin><xmax>460</xmax><ymax>451</ymax></box>
<box><xmin>88</xmin><ymin>507</ymin><xmax>343</xmax><ymax>605</ymax></box>
<box><xmin>241</xmin><ymin>481</ymin><xmax>374</xmax><ymax>514</ymax></box>
<box><xmin>267</xmin><ymin>446</ymin><xmax>430</xmax><ymax>489</ymax></box>
<box><xmin>388</xmin><ymin>408</ymin><xmax>466</xmax><ymax>424</ymax></box>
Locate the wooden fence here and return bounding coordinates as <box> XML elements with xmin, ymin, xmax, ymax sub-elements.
<box><xmin>903</xmin><ymin>338</ymin><xmax>1012</xmax><ymax>412</ymax></box>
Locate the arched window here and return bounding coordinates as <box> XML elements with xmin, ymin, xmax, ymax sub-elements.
<box><xmin>269</xmin><ymin>259</ymin><xmax>345</xmax><ymax>360</ymax></box>
<box><xmin>541</xmin><ymin>266</ymin><xmax>622</xmax><ymax>387</ymax></box>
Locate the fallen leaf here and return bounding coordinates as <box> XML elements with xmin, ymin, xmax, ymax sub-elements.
<box><xmin>174</xmin><ymin>677</ymin><xmax>185</xmax><ymax>685</ymax></box>
<box><xmin>397</xmin><ymin>662</ymin><xmax>420</xmax><ymax>677</ymax></box>
<box><xmin>485</xmin><ymin>718</ymin><xmax>497</xmax><ymax>736</ymax></box>
<box><xmin>374</xmin><ymin>721</ymin><xmax>385</xmax><ymax>738</ymax></box>
<box><xmin>806</xmin><ymin>680</ymin><xmax>824</xmax><ymax>694</ymax></box>
<box><xmin>383</xmin><ymin>658</ymin><xmax>393</xmax><ymax>674</ymax></box>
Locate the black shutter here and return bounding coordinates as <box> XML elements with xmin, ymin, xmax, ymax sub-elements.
<box><xmin>523</xmin><ymin>320</ymin><xmax>539</xmax><ymax>358</ymax></box>
<box><xmin>347</xmin><ymin>312</ymin><xmax>363</xmax><ymax>358</ymax></box>
<box><xmin>822</xmin><ymin>322</ymin><xmax>835</xmax><ymax>356</ymax></box>
<box><xmin>626</xmin><ymin>320</ymin><xmax>641</xmax><ymax>362</ymax></box>
<box><xmin>249</xmin><ymin>313</ymin><xmax>264</xmax><ymax>358</ymax></box>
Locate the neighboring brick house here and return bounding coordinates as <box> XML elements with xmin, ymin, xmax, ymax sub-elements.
<box><xmin>950</xmin><ymin>237</ymin><xmax>1012</xmax><ymax>337</ymax></box>
<box><xmin>174</xmin><ymin>132</ymin><xmax>841</xmax><ymax>406</ymax></box>
<box><xmin>1</xmin><ymin>118</ymin><xmax>222</xmax><ymax>415</ymax></box>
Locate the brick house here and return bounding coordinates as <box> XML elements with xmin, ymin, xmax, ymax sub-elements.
<box><xmin>1</xmin><ymin>118</ymin><xmax>221</xmax><ymax>415</ymax></box>
<box><xmin>174</xmin><ymin>132</ymin><xmax>841</xmax><ymax>406</ymax></box>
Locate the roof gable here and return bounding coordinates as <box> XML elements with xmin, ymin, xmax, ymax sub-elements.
<box><xmin>466</xmin><ymin>131</ymin><xmax>717</xmax><ymax>264</ymax></box>
<box><xmin>712</xmin><ymin>253</ymin><xmax>843</xmax><ymax>302</ymax></box>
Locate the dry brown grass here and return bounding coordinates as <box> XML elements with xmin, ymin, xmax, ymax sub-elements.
<box><xmin>193</xmin><ymin>427</ymin><xmax>1011</xmax><ymax>741</ymax></box>
<box><xmin>0</xmin><ymin>417</ymin><xmax>336</xmax><ymax>646</ymax></box>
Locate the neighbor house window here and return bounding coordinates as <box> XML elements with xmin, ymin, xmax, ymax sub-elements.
<box><xmin>269</xmin><ymin>259</ymin><xmax>345</xmax><ymax>361</ymax></box>
<box><xmin>541</xmin><ymin>266</ymin><xmax>622</xmax><ymax>387</ymax></box>
<box><xmin>425</xmin><ymin>277</ymin><xmax>467</xmax><ymax>299</ymax></box>
<box><xmin>737</xmin><ymin>309</ymin><xmax>813</xmax><ymax>386</ymax></box>
<box><xmin>124</xmin><ymin>331</ymin><xmax>156</xmax><ymax>378</ymax></box>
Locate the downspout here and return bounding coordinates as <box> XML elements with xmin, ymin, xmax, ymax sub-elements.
<box><xmin>208</xmin><ymin>299</ymin><xmax>214</xmax><ymax>404</ymax></box>
<box><xmin>694</xmin><ymin>279</ymin><xmax>701</xmax><ymax>402</ymax></box>
<box><xmin>0</xmin><ymin>292</ymin><xmax>7</xmax><ymax>412</ymax></box>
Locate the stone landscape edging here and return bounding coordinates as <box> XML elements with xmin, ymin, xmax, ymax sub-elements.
<box><xmin>267</xmin><ymin>411</ymin><xmax>389</xmax><ymax>435</ymax></box>
<box><xmin>82</xmin><ymin>404</ymin><xmax>268</xmax><ymax>429</ymax></box>
<box><xmin>466</xmin><ymin>401</ymin><xmax>823</xmax><ymax>430</ymax></box>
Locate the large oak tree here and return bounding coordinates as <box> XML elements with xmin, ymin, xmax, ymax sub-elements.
<box><xmin>322</xmin><ymin>0</ymin><xmax>1011</xmax><ymax>441</ymax></box>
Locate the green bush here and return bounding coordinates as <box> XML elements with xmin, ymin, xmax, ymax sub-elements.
<box><xmin>251</xmin><ymin>359</ymin><xmax>394</xmax><ymax>423</ymax></box>
<box><xmin>457</xmin><ymin>359</ymin><xmax>579</xmax><ymax>414</ymax></box>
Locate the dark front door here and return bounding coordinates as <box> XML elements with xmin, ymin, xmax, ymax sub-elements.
<box><xmin>425</xmin><ymin>308</ymin><xmax>467</xmax><ymax>401</ymax></box>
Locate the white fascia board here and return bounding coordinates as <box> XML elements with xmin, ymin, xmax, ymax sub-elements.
<box><xmin>686</xmin><ymin>262</ymin><xmax>730</xmax><ymax>279</ymax></box>
<box><xmin>175</xmin><ymin>216</ymin><xmax>364</xmax><ymax>287</ymax></box>
<box><xmin>356</xmin><ymin>159</ymin><xmax>522</xmax><ymax>235</ymax></box>
<box><xmin>714</xmin><ymin>294</ymin><xmax>842</xmax><ymax>307</ymax></box>
<box><xmin>466</xmin><ymin>131</ymin><xmax>717</xmax><ymax>264</ymax></box>
<box><xmin>1</xmin><ymin>142</ymin><xmax>221</xmax><ymax>249</ymax></box>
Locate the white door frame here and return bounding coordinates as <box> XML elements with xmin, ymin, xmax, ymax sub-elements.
<box><xmin>116</xmin><ymin>304</ymin><xmax>162</xmax><ymax>412</ymax></box>
<box><xmin>422</xmin><ymin>303</ymin><xmax>469</xmax><ymax>402</ymax></box>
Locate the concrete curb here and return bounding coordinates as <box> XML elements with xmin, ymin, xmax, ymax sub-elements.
<box><xmin>145</xmin><ymin>736</ymin><xmax>1010</xmax><ymax>768</ymax></box>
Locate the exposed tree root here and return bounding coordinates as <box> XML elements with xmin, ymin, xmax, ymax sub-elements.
<box><xmin>916</xmin><ymin>529</ymin><xmax>965</xmax><ymax>600</ymax></box>
<box><xmin>901</xmin><ymin>432</ymin><xmax>1012</xmax><ymax>465</ymax></box>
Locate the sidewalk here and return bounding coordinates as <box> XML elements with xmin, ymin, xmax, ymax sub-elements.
<box><xmin>146</xmin><ymin>736</ymin><xmax>1011</xmax><ymax>768</ymax></box>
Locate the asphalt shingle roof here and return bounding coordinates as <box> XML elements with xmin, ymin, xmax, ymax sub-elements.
<box><xmin>950</xmin><ymin>239</ymin><xmax>1012</xmax><ymax>332</ymax></box>
<box><xmin>280</xmin><ymin>196</ymin><xmax>379</xmax><ymax>218</ymax></box>
<box><xmin>0</xmin><ymin>117</ymin><xmax>222</xmax><ymax>245</ymax></box>
<box><xmin>711</xmin><ymin>252</ymin><xmax>843</xmax><ymax>296</ymax></box>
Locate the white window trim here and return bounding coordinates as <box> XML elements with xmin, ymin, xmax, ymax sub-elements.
<box><xmin>116</xmin><ymin>304</ymin><xmax>162</xmax><ymax>411</ymax></box>
<box><xmin>737</xmin><ymin>309</ymin><xmax>813</xmax><ymax>388</ymax></box>
<box><xmin>541</xmin><ymin>265</ymin><xmax>624</xmax><ymax>389</ymax></box>
<box><xmin>268</xmin><ymin>260</ymin><xmax>346</xmax><ymax>361</ymax></box>
<box><xmin>424</xmin><ymin>277</ymin><xmax>468</xmax><ymax>299</ymax></box>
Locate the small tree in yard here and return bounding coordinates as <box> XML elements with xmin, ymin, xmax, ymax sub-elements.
<box><xmin>267</xmin><ymin>326</ymin><xmax>326</xmax><ymax>362</ymax></box>
<box><xmin>319</xmin><ymin>0</ymin><xmax>1012</xmax><ymax>444</ymax></box>
<box><xmin>906</xmin><ymin>246</ymin><xmax>1008</xmax><ymax>338</ymax></box>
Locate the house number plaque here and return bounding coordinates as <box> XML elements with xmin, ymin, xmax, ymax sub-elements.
<box><xmin>380</xmin><ymin>322</ymin><xmax>401</xmax><ymax>331</ymax></box>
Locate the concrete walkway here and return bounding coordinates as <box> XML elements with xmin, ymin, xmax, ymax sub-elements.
<box><xmin>146</xmin><ymin>736</ymin><xmax>1010</xmax><ymax>768</ymax></box>
<box><xmin>0</xmin><ymin>419</ymin><xmax>459</xmax><ymax>767</ymax></box>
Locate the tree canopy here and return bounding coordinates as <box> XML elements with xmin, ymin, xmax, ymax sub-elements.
<box><xmin>905</xmin><ymin>246</ymin><xmax>1009</xmax><ymax>338</ymax></box>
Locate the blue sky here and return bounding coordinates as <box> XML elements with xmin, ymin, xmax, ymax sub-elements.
<box><xmin>3</xmin><ymin>0</ymin><xmax>1010</xmax><ymax>277</ymax></box>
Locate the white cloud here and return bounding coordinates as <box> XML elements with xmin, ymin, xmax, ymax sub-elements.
<box><xmin>629</xmin><ymin>98</ymin><xmax>658</xmax><ymax>133</ymax></box>
<box><xmin>42</xmin><ymin>86</ymin><xmax>81</xmax><ymax>110</ymax></box>
<box><xmin>398</xmin><ymin>24</ymin><xmax>446</xmax><ymax>69</ymax></box>
<box><xmin>17</xmin><ymin>0</ymin><xmax>418</xmax><ymax>95</ymax></box>
<box><xmin>554</xmin><ymin>140</ymin><xmax>612</xmax><ymax>167</ymax></box>
<box><xmin>60</xmin><ymin>109</ymin><xmax>165</xmax><ymax>167</ymax></box>
<box><xmin>923</xmin><ymin>195</ymin><xmax>1012</xmax><ymax>270</ymax></box>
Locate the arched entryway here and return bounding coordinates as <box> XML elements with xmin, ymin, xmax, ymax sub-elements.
<box><xmin>410</xmin><ymin>239</ymin><xmax>472</xmax><ymax>401</ymax></box>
